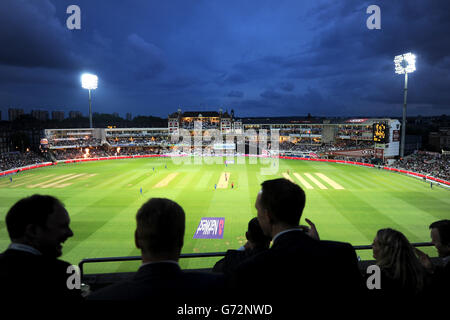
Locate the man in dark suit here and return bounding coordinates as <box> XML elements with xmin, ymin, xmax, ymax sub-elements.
<box><xmin>212</xmin><ymin>217</ymin><xmax>271</xmax><ymax>275</ymax></box>
<box><xmin>87</xmin><ymin>198</ymin><xmax>224</xmax><ymax>302</ymax></box>
<box><xmin>0</xmin><ymin>194</ymin><xmax>82</xmax><ymax>302</ymax></box>
<box><xmin>231</xmin><ymin>178</ymin><xmax>364</xmax><ymax>304</ymax></box>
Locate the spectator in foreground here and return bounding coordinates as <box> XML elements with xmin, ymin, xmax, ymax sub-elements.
<box><xmin>231</xmin><ymin>178</ymin><xmax>364</xmax><ymax>302</ymax></box>
<box><xmin>212</xmin><ymin>217</ymin><xmax>271</xmax><ymax>275</ymax></box>
<box><xmin>0</xmin><ymin>194</ymin><xmax>82</xmax><ymax>301</ymax></box>
<box><xmin>429</xmin><ymin>220</ymin><xmax>450</xmax><ymax>262</ymax></box>
<box><xmin>415</xmin><ymin>219</ymin><xmax>450</xmax><ymax>294</ymax></box>
<box><xmin>371</xmin><ymin>228</ymin><xmax>430</xmax><ymax>297</ymax></box>
<box><xmin>87</xmin><ymin>198</ymin><xmax>224</xmax><ymax>301</ymax></box>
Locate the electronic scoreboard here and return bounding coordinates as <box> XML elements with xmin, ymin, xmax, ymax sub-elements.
<box><xmin>373</xmin><ymin>123</ymin><xmax>388</xmax><ymax>143</ymax></box>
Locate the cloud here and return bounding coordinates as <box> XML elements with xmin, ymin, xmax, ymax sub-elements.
<box><xmin>1</xmin><ymin>0</ymin><xmax>449</xmax><ymax>118</ymax></box>
<box><xmin>215</xmin><ymin>72</ymin><xmax>248</xmax><ymax>85</ymax></box>
<box><xmin>226</xmin><ymin>90</ymin><xmax>244</xmax><ymax>98</ymax></box>
<box><xmin>0</xmin><ymin>0</ymin><xmax>81</xmax><ymax>70</ymax></box>
<box><xmin>155</xmin><ymin>75</ymin><xmax>206</xmax><ymax>90</ymax></box>
<box><xmin>279</xmin><ymin>82</ymin><xmax>294</xmax><ymax>92</ymax></box>
<box><xmin>125</xmin><ymin>33</ymin><xmax>166</xmax><ymax>80</ymax></box>
<box><xmin>260</xmin><ymin>89</ymin><xmax>282</xmax><ymax>100</ymax></box>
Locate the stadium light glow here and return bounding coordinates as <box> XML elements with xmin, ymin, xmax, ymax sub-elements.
<box><xmin>81</xmin><ymin>73</ymin><xmax>98</xmax><ymax>128</ymax></box>
<box><xmin>81</xmin><ymin>73</ymin><xmax>98</xmax><ymax>90</ymax></box>
<box><xmin>394</xmin><ymin>52</ymin><xmax>416</xmax><ymax>74</ymax></box>
<box><xmin>394</xmin><ymin>53</ymin><xmax>416</xmax><ymax>158</ymax></box>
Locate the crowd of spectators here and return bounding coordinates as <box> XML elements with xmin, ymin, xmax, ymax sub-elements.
<box><xmin>2</xmin><ymin>143</ymin><xmax>449</xmax><ymax>183</ymax></box>
<box><xmin>106</xmin><ymin>136</ymin><xmax>168</xmax><ymax>147</ymax></box>
<box><xmin>181</xmin><ymin>120</ymin><xmax>219</xmax><ymax>130</ymax></box>
<box><xmin>0</xmin><ymin>181</ymin><xmax>448</xmax><ymax>309</ymax></box>
<box><xmin>332</xmin><ymin>139</ymin><xmax>374</xmax><ymax>150</ymax></box>
<box><xmin>51</xmin><ymin>147</ymin><xmax>163</xmax><ymax>160</ymax></box>
<box><xmin>0</xmin><ymin>151</ymin><xmax>46</xmax><ymax>172</ymax></box>
<box><xmin>278</xmin><ymin>140</ymin><xmax>374</xmax><ymax>154</ymax></box>
<box><xmin>48</xmin><ymin>137</ymin><xmax>101</xmax><ymax>148</ymax></box>
<box><xmin>392</xmin><ymin>153</ymin><xmax>450</xmax><ymax>181</ymax></box>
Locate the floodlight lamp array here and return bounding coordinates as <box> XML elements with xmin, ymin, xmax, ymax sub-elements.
<box><xmin>81</xmin><ymin>73</ymin><xmax>98</xmax><ymax>90</ymax></box>
<box><xmin>394</xmin><ymin>53</ymin><xmax>416</xmax><ymax>74</ymax></box>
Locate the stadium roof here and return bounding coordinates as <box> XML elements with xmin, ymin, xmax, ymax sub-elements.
<box><xmin>169</xmin><ymin>111</ymin><xmax>232</xmax><ymax>119</ymax></box>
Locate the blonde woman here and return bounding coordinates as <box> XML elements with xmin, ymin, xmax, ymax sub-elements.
<box><xmin>371</xmin><ymin>228</ymin><xmax>429</xmax><ymax>296</ymax></box>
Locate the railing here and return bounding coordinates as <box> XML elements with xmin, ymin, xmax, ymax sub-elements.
<box><xmin>78</xmin><ymin>242</ymin><xmax>434</xmax><ymax>278</ymax></box>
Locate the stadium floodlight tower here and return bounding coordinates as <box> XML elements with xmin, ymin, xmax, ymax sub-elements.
<box><xmin>394</xmin><ymin>52</ymin><xmax>416</xmax><ymax>158</ymax></box>
<box><xmin>81</xmin><ymin>73</ymin><xmax>98</xmax><ymax>128</ymax></box>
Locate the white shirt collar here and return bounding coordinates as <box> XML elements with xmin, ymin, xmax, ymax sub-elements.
<box><xmin>272</xmin><ymin>228</ymin><xmax>304</xmax><ymax>244</ymax></box>
<box><xmin>8</xmin><ymin>243</ymin><xmax>42</xmax><ymax>256</ymax></box>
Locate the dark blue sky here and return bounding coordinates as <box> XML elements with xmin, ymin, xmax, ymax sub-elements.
<box><xmin>1</xmin><ymin>0</ymin><xmax>449</xmax><ymax>119</ymax></box>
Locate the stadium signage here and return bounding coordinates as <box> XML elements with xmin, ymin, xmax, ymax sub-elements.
<box><xmin>194</xmin><ymin>217</ymin><xmax>225</xmax><ymax>239</ymax></box>
<box><xmin>346</xmin><ymin>119</ymin><xmax>368</xmax><ymax>123</ymax></box>
<box><xmin>213</xmin><ymin>143</ymin><xmax>236</xmax><ymax>150</ymax></box>
<box><xmin>327</xmin><ymin>148</ymin><xmax>374</xmax><ymax>157</ymax></box>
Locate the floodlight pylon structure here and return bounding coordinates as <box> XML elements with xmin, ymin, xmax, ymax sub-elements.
<box><xmin>394</xmin><ymin>53</ymin><xmax>416</xmax><ymax>158</ymax></box>
<box><xmin>81</xmin><ymin>73</ymin><xmax>98</xmax><ymax>128</ymax></box>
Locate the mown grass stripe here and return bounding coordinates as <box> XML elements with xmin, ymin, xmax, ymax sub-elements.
<box><xmin>194</xmin><ymin>171</ymin><xmax>214</xmax><ymax>191</ymax></box>
<box><xmin>315</xmin><ymin>173</ymin><xmax>345</xmax><ymax>189</ymax></box>
<box><xmin>282</xmin><ymin>172</ymin><xmax>294</xmax><ymax>182</ymax></box>
<box><xmin>153</xmin><ymin>173</ymin><xmax>179</xmax><ymax>188</ymax></box>
<box><xmin>304</xmin><ymin>173</ymin><xmax>327</xmax><ymax>189</ymax></box>
<box><xmin>27</xmin><ymin>174</ymin><xmax>75</xmax><ymax>188</ymax></box>
<box><xmin>293</xmin><ymin>173</ymin><xmax>314</xmax><ymax>189</ymax></box>
<box><xmin>41</xmin><ymin>173</ymin><xmax>86</xmax><ymax>188</ymax></box>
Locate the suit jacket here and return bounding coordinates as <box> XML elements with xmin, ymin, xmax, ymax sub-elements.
<box><xmin>0</xmin><ymin>249</ymin><xmax>83</xmax><ymax>302</ymax></box>
<box><xmin>231</xmin><ymin>230</ymin><xmax>365</xmax><ymax>302</ymax></box>
<box><xmin>430</xmin><ymin>258</ymin><xmax>450</xmax><ymax>298</ymax></box>
<box><xmin>212</xmin><ymin>247</ymin><xmax>268</xmax><ymax>276</ymax></box>
<box><xmin>87</xmin><ymin>262</ymin><xmax>225</xmax><ymax>302</ymax></box>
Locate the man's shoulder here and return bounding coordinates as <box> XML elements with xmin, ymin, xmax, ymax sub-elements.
<box><xmin>237</xmin><ymin>235</ymin><xmax>356</xmax><ymax>272</ymax></box>
<box><xmin>182</xmin><ymin>270</ymin><xmax>225</xmax><ymax>286</ymax></box>
<box><xmin>223</xmin><ymin>248</ymin><xmax>266</xmax><ymax>260</ymax></box>
<box><xmin>87</xmin><ymin>280</ymin><xmax>137</xmax><ymax>301</ymax></box>
<box><xmin>0</xmin><ymin>249</ymin><xmax>40</xmax><ymax>268</ymax></box>
<box><xmin>232</xmin><ymin>247</ymin><xmax>275</xmax><ymax>272</ymax></box>
<box><xmin>88</xmin><ymin>270</ymin><xmax>225</xmax><ymax>301</ymax></box>
<box><xmin>319</xmin><ymin>239</ymin><xmax>355</xmax><ymax>254</ymax></box>
<box><xmin>0</xmin><ymin>249</ymin><xmax>74</xmax><ymax>277</ymax></box>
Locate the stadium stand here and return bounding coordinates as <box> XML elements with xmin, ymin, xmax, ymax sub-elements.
<box><xmin>0</xmin><ymin>151</ymin><xmax>46</xmax><ymax>172</ymax></box>
<box><xmin>391</xmin><ymin>152</ymin><xmax>450</xmax><ymax>181</ymax></box>
<box><xmin>1</xmin><ymin>121</ymin><xmax>450</xmax><ymax>181</ymax></box>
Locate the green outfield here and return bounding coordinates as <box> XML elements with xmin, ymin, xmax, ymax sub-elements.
<box><xmin>0</xmin><ymin>157</ymin><xmax>448</xmax><ymax>274</ymax></box>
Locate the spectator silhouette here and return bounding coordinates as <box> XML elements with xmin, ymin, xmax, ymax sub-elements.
<box><xmin>87</xmin><ymin>198</ymin><xmax>224</xmax><ymax>302</ymax></box>
<box><xmin>212</xmin><ymin>217</ymin><xmax>270</xmax><ymax>275</ymax></box>
<box><xmin>231</xmin><ymin>178</ymin><xmax>364</xmax><ymax>303</ymax></box>
<box><xmin>415</xmin><ymin>220</ymin><xmax>450</xmax><ymax>296</ymax></box>
<box><xmin>429</xmin><ymin>220</ymin><xmax>450</xmax><ymax>261</ymax></box>
<box><xmin>371</xmin><ymin>228</ymin><xmax>430</xmax><ymax>298</ymax></box>
<box><xmin>0</xmin><ymin>194</ymin><xmax>81</xmax><ymax>302</ymax></box>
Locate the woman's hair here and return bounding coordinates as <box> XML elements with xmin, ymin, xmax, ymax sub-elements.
<box><xmin>375</xmin><ymin>228</ymin><xmax>426</xmax><ymax>294</ymax></box>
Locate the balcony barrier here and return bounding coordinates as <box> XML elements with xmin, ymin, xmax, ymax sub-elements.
<box><xmin>78</xmin><ymin>242</ymin><xmax>434</xmax><ymax>278</ymax></box>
